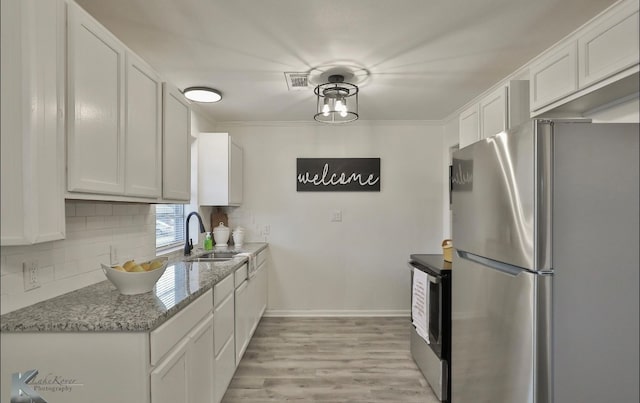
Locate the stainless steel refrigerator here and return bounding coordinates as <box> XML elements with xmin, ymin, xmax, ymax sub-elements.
<box><xmin>451</xmin><ymin>120</ymin><xmax>639</xmax><ymax>403</ymax></box>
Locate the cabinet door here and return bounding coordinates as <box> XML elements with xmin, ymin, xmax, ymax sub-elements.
<box><xmin>459</xmin><ymin>104</ymin><xmax>480</xmax><ymax>148</ymax></box>
<box><xmin>529</xmin><ymin>42</ymin><xmax>578</xmax><ymax>111</ymax></box>
<box><xmin>479</xmin><ymin>87</ymin><xmax>508</xmax><ymax>139</ymax></box>
<box><xmin>214</xmin><ymin>334</ymin><xmax>236</xmax><ymax>403</ymax></box>
<box><xmin>1</xmin><ymin>0</ymin><xmax>66</xmax><ymax>245</ymax></box>
<box><xmin>214</xmin><ymin>290</ymin><xmax>235</xmax><ymax>357</ymax></box>
<box><xmin>125</xmin><ymin>53</ymin><xmax>162</xmax><ymax>198</ymax></box>
<box><xmin>578</xmin><ymin>1</ymin><xmax>639</xmax><ymax>88</ymax></box>
<box><xmin>151</xmin><ymin>337</ymin><xmax>189</xmax><ymax>403</ymax></box>
<box><xmin>256</xmin><ymin>262</ymin><xmax>268</xmax><ymax>319</ymax></box>
<box><xmin>162</xmin><ymin>83</ymin><xmax>191</xmax><ymax>201</ymax></box>
<box><xmin>189</xmin><ymin>314</ymin><xmax>214</xmax><ymax>403</ymax></box>
<box><xmin>229</xmin><ymin>142</ymin><xmax>243</xmax><ymax>205</ymax></box>
<box><xmin>67</xmin><ymin>2</ymin><xmax>125</xmax><ymax>194</ymax></box>
<box><xmin>235</xmin><ymin>280</ymin><xmax>250</xmax><ymax>364</ymax></box>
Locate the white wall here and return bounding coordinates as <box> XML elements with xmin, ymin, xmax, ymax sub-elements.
<box><xmin>442</xmin><ymin>117</ymin><xmax>460</xmax><ymax>239</ymax></box>
<box><xmin>215</xmin><ymin>121</ymin><xmax>444</xmax><ymax>316</ymax></box>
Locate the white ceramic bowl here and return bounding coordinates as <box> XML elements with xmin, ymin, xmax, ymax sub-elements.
<box><xmin>101</xmin><ymin>258</ymin><xmax>168</xmax><ymax>295</ymax></box>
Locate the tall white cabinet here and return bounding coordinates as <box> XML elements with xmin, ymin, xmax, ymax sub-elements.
<box><xmin>198</xmin><ymin>132</ymin><xmax>243</xmax><ymax>206</ymax></box>
<box><xmin>0</xmin><ymin>0</ymin><xmax>66</xmax><ymax>245</ymax></box>
<box><xmin>125</xmin><ymin>53</ymin><xmax>162</xmax><ymax>198</ymax></box>
<box><xmin>67</xmin><ymin>2</ymin><xmax>126</xmax><ymax>195</ymax></box>
<box><xmin>162</xmin><ymin>83</ymin><xmax>192</xmax><ymax>202</ymax></box>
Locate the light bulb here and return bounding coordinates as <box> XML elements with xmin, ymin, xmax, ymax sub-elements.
<box><xmin>340</xmin><ymin>110</ymin><xmax>348</xmax><ymax>118</ymax></box>
<box><xmin>335</xmin><ymin>99</ymin><xmax>344</xmax><ymax>112</ymax></box>
<box><xmin>322</xmin><ymin>103</ymin><xmax>330</xmax><ymax>116</ymax></box>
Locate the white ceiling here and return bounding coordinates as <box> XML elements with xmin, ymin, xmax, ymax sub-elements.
<box><xmin>75</xmin><ymin>0</ymin><xmax>618</xmax><ymax>123</ymax></box>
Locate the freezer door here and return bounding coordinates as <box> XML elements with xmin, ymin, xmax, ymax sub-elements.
<box><xmin>451</xmin><ymin>253</ymin><xmax>552</xmax><ymax>403</ymax></box>
<box><xmin>452</xmin><ymin>121</ymin><xmax>552</xmax><ymax>271</ymax></box>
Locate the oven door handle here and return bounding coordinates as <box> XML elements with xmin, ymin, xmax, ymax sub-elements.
<box><xmin>408</xmin><ymin>262</ymin><xmax>441</xmax><ymax>283</ymax></box>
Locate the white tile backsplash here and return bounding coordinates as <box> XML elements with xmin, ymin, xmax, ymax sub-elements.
<box><xmin>0</xmin><ymin>200</ymin><xmax>157</xmax><ymax>314</ymax></box>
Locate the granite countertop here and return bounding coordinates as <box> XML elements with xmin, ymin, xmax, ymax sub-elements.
<box><xmin>0</xmin><ymin>243</ymin><xmax>268</xmax><ymax>333</ymax></box>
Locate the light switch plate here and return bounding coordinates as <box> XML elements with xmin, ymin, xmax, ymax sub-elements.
<box><xmin>331</xmin><ymin>210</ymin><xmax>342</xmax><ymax>222</ymax></box>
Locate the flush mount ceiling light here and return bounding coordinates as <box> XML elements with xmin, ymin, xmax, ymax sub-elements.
<box><xmin>314</xmin><ymin>74</ymin><xmax>359</xmax><ymax>124</ymax></box>
<box><xmin>183</xmin><ymin>87</ymin><xmax>222</xmax><ymax>103</ymax></box>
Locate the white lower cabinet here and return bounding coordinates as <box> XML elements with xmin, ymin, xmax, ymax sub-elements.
<box><xmin>213</xmin><ymin>274</ymin><xmax>236</xmax><ymax>403</ymax></box>
<box><xmin>150</xmin><ymin>316</ymin><xmax>215</xmax><ymax>403</ymax></box>
<box><xmin>150</xmin><ymin>289</ymin><xmax>214</xmax><ymax>403</ymax></box>
<box><xmin>0</xmin><ymin>253</ymin><xmax>270</xmax><ymax>403</ymax></box>
<box><xmin>235</xmin><ymin>278</ymin><xmax>251</xmax><ymax>364</ymax></box>
<box><xmin>188</xmin><ymin>315</ymin><xmax>215</xmax><ymax>403</ymax></box>
<box><xmin>150</xmin><ymin>337</ymin><xmax>190</xmax><ymax>403</ymax></box>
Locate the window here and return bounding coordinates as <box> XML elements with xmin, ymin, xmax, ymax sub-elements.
<box><xmin>155</xmin><ymin>204</ymin><xmax>185</xmax><ymax>249</ymax></box>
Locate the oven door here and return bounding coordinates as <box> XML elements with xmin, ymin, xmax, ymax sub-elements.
<box><xmin>410</xmin><ymin>262</ymin><xmax>443</xmax><ymax>358</ymax></box>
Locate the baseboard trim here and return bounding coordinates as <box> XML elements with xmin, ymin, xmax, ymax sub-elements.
<box><xmin>263</xmin><ymin>309</ymin><xmax>410</xmax><ymax>318</ymax></box>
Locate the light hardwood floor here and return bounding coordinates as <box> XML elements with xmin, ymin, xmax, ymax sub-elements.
<box><xmin>222</xmin><ymin>317</ymin><xmax>439</xmax><ymax>403</ymax></box>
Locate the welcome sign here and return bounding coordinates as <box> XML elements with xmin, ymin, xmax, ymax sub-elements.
<box><xmin>296</xmin><ymin>158</ymin><xmax>381</xmax><ymax>192</ymax></box>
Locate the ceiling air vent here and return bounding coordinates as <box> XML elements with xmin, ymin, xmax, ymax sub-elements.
<box><xmin>284</xmin><ymin>72</ymin><xmax>310</xmax><ymax>91</ymax></box>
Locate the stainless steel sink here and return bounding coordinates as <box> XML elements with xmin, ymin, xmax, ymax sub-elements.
<box><xmin>188</xmin><ymin>257</ymin><xmax>234</xmax><ymax>262</ymax></box>
<box><xmin>198</xmin><ymin>251</ymin><xmax>240</xmax><ymax>259</ymax></box>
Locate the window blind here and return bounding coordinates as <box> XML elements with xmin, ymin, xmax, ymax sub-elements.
<box><xmin>155</xmin><ymin>204</ymin><xmax>185</xmax><ymax>249</ymax></box>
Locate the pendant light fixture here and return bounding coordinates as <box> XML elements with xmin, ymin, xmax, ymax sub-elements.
<box><xmin>183</xmin><ymin>86</ymin><xmax>222</xmax><ymax>103</ymax></box>
<box><xmin>314</xmin><ymin>74</ymin><xmax>359</xmax><ymax>123</ymax></box>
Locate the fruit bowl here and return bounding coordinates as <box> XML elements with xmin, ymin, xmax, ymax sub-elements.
<box><xmin>101</xmin><ymin>257</ymin><xmax>168</xmax><ymax>295</ymax></box>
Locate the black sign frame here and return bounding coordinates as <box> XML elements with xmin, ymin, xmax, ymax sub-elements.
<box><xmin>296</xmin><ymin>158</ymin><xmax>381</xmax><ymax>192</ymax></box>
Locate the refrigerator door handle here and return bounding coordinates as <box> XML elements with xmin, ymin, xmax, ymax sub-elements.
<box><xmin>457</xmin><ymin>250</ymin><xmax>525</xmax><ymax>276</ymax></box>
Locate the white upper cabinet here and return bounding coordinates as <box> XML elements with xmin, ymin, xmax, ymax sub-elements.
<box><xmin>479</xmin><ymin>86</ymin><xmax>508</xmax><ymax>139</ymax></box>
<box><xmin>458</xmin><ymin>105</ymin><xmax>480</xmax><ymax>149</ymax></box>
<box><xmin>198</xmin><ymin>133</ymin><xmax>243</xmax><ymax>206</ymax></box>
<box><xmin>125</xmin><ymin>53</ymin><xmax>162</xmax><ymax>198</ymax></box>
<box><xmin>578</xmin><ymin>0</ymin><xmax>639</xmax><ymax>88</ymax></box>
<box><xmin>162</xmin><ymin>83</ymin><xmax>192</xmax><ymax>202</ymax></box>
<box><xmin>459</xmin><ymin>80</ymin><xmax>529</xmax><ymax>148</ymax></box>
<box><xmin>67</xmin><ymin>1</ymin><xmax>126</xmax><ymax>195</ymax></box>
<box><xmin>530</xmin><ymin>0</ymin><xmax>639</xmax><ymax>114</ymax></box>
<box><xmin>1</xmin><ymin>0</ymin><xmax>66</xmax><ymax>245</ymax></box>
<box><xmin>65</xmin><ymin>2</ymin><xmax>189</xmax><ymax>203</ymax></box>
<box><xmin>529</xmin><ymin>42</ymin><xmax>579</xmax><ymax>111</ymax></box>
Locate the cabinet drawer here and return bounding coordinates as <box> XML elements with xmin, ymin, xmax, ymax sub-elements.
<box><xmin>150</xmin><ymin>289</ymin><xmax>212</xmax><ymax>366</ymax></box>
<box><xmin>214</xmin><ymin>291</ymin><xmax>234</xmax><ymax>356</ymax></box>
<box><xmin>234</xmin><ymin>263</ymin><xmax>248</xmax><ymax>287</ymax></box>
<box><xmin>214</xmin><ymin>274</ymin><xmax>234</xmax><ymax>308</ymax></box>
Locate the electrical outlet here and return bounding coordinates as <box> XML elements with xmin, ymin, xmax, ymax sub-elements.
<box><xmin>263</xmin><ymin>224</ymin><xmax>270</xmax><ymax>235</ymax></box>
<box><xmin>331</xmin><ymin>210</ymin><xmax>342</xmax><ymax>222</ymax></box>
<box><xmin>110</xmin><ymin>245</ymin><xmax>118</xmax><ymax>265</ymax></box>
<box><xmin>23</xmin><ymin>261</ymin><xmax>40</xmax><ymax>291</ymax></box>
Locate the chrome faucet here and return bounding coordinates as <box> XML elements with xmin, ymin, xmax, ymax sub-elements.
<box><xmin>184</xmin><ymin>211</ymin><xmax>206</xmax><ymax>255</ymax></box>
